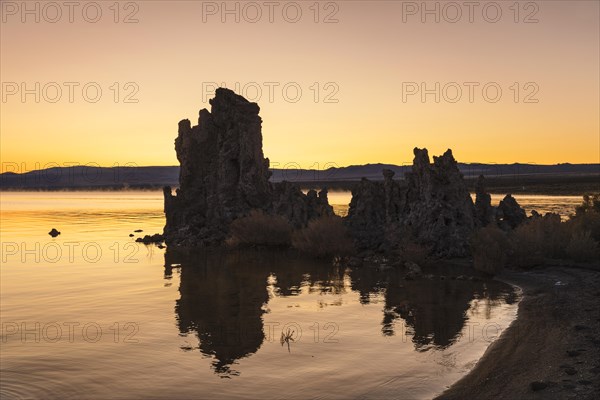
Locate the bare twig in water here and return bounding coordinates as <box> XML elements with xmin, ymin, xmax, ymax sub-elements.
<box><xmin>280</xmin><ymin>328</ymin><xmax>295</xmax><ymax>353</ymax></box>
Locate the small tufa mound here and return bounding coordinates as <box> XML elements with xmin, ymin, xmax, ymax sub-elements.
<box><xmin>496</xmin><ymin>194</ymin><xmax>527</xmax><ymax>230</ymax></box>
<box><xmin>136</xmin><ymin>234</ymin><xmax>165</xmax><ymax>245</ymax></box>
<box><xmin>48</xmin><ymin>228</ymin><xmax>61</xmax><ymax>237</ymax></box>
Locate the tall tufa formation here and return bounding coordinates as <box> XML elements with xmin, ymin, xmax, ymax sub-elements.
<box><xmin>403</xmin><ymin>148</ymin><xmax>477</xmax><ymax>257</ymax></box>
<box><xmin>164</xmin><ymin>88</ymin><xmax>332</xmax><ymax>246</ymax></box>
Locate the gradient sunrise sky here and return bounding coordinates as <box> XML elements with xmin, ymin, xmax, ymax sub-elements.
<box><xmin>1</xmin><ymin>0</ymin><xmax>599</xmax><ymax>170</ymax></box>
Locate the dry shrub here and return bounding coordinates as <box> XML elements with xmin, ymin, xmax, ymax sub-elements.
<box><xmin>576</xmin><ymin>193</ymin><xmax>600</xmax><ymax>214</ymax></box>
<box><xmin>566</xmin><ymin>209</ymin><xmax>600</xmax><ymax>243</ymax></box>
<box><xmin>510</xmin><ymin>213</ymin><xmax>567</xmax><ymax>266</ymax></box>
<box><xmin>227</xmin><ymin>210</ymin><xmax>292</xmax><ymax>247</ymax></box>
<box><xmin>565</xmin><ymin>231</ymin><xmax>599</xmax><ymax>262</ymax></box>
<box><xmin>471</xmin><ymin>225</ymin><xmax>510</xmax><ymax>275</ymax></box>
<box><xmin>292</xmin><ymin>216</ymin><xmax>354</xmax><ymax>258</ymax></box>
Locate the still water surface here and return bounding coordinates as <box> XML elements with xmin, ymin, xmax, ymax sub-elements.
<box><xmin>1</xmin><ymin>191</ymin><xmax>562</xmax><ymax>399</ymax></box>
<box><xmin>328</xmin><ymin>190</ymin><xmax>583</xmax><ymax>218</ymax></box>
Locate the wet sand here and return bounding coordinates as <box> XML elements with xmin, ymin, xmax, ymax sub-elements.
<box><xmin>437</xmin><ymin>264</ymin><xmax>600</xmax><ymax>400</ymax></box>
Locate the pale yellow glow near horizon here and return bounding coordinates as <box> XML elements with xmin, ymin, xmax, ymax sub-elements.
<box><xmin>1</xmin><ymin>1</ymin><xmax>598</xmax><ymax>171</ymax></box>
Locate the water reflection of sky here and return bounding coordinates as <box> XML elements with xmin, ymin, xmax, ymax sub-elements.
<box><xmin>1</xmin><ymin>192</ymin><xmax>520</xmax><ymax>399</ymax></box>
<box><xmin>167</xmin><ymin>249</ymin><xmax>518</xmax><ymax>390</ymax></box>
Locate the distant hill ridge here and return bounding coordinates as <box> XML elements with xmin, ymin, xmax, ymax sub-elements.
<box><xmin>1</xmin><ymin>163</ymin><xmax>598</xmax><ymax>189</ymax></box>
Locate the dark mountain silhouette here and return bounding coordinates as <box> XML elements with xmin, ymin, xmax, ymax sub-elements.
<box><xmin>0</xmin><ymin>163</ymin><xmax>598</xmax><ymax>190</ymax></box>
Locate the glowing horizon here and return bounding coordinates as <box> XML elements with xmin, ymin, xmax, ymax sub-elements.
<box><xmin>1</xmin><ymin>1</ymin><xmax>599</xmax><ymax>171</ymax></box>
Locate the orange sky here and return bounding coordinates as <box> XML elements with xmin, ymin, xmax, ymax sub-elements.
<box><xmin>1</xmin><ymin>0</ymin><xmax>599</xmax><ymax>171</ymax></box>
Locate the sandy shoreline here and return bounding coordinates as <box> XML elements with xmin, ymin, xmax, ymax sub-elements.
<box><xmin>436</xmin><ymin>264</ymin><xmax>600</xmax><ymax>399</ymax></box>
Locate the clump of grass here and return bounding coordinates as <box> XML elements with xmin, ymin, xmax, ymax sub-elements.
<box><xmin>510</xmin><ymin>213</ymin><xmax>567</xmax><ymax>267</ymax></box>
<box><xmin>471</xmin><ymin>224</ymin><xmax>510</xmax><ymax>275</ymax></box>
<box><xmin>500</xmin><ymin>195</ymin><xmax>600</xmax><ymax>267</ymax></box>
<box><xmin>565</xmin><ymin>231</ymin><xmax>599</xmax><ymax>262</ymax></box>
<box><xmin>226</xmin><ymin>210</ymin><xmax>292</xmax><ymax>247</ymax></box>
<box><xmin>576</xmin><ymin>193</ymin><xmax>600</xmax><ymax>214</ymax></box>
<box><xmin>291</xmin><ymin>216</ymin><xmax>354</xmax><ymax>258</ymax></box>
<box><xmin>566</xmin><ymin>196</ymin><xmax>600</xmax><ymax>242</ymax></box>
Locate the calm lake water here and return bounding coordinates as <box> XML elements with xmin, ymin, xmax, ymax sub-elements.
<box><xmin>329</xmin><ymin>191</ymin><xmax>582</xmax><ymax>218</ymax></box>
<box><xmin>2</xmin><ymin>190</ymin><xmax>578</xmax><ymax>399</ymax></box>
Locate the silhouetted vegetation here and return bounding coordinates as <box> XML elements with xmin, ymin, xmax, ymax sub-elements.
<box><xmin>227</xmin><ymin>210</ymin><xmax>292</xmax><ymax>247</ymax></box>
<box><xmin>471</xmin><ymin>225</ymin><xmax>510</xmax><ymax>274</ymax></box>
<box><xmin>568</xmin><ymin>193</ymin><xmax>600</xmax><ymax>242</ymax></box>
<box><xmin>291</xmin><ymin>216</ymin><xmax>354</xmax><ymax>258</ymax></box>
<box><xmin>472</xmin><ymin>194</ymin><xmax>600</xmax><ymax>272</ymax></box>
<box><xmin>565</xmin><ymin>231</ymin><xmax>599</xmax><ymax>262</ymax></box>
<box><xmin>510</xmin><ymin>213</ymin><xmax>567</xmax><ymax>267</ymax></box>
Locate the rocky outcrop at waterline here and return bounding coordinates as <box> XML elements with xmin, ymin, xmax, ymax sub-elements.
<box><xmin>48</xmin><ymin>228</ymin><xmax>61</xmax><ymax>237</ymax></box>
<box><xmin>346</xmin><ymin>150</ymin><xmax>530</xmax><ymax>256</ymax></box>
<box><xmin>163</xmin><ymin>88</ymin><xmax>528</xmax><ymax>257</ymax></box>
<box><xmin>496</xmin><ymin>193</ymin><xmax>527</xmax><ymax>230</ymax></box>
<box><xmin>346</xmin><ymin>148</ymin><xmax>477</xmax><ymax>257</ymax></box>
<box><xmin>163</xmin><ymin>88</ymin><xmax>333</xmax><ymax>246</ymax></box>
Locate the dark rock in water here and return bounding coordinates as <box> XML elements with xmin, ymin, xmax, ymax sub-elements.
<box><xmin>163</xmin><ymin>88</ymin><xmax>332</xmax><ymax>246</ymax></box>
<box><xmin>496</xmin><ymin>194</ymin><xmax>526</xmax><ymax>230</ymax></box>
<box><xmin>567</xmin><ymin>350</ymin><xmax>581</xmax><ymax>357</ymax></box>
<box><xmin>134</xmin><ymin>229</ymin><xmax>143</xmax><ymax>233</ymax></box>
<box><xmin>474</xmin><ymin>175</ymin><xmax>495</xmax><ymax>226</ymax></box>
<box><xmin>346</xmin><ymin>148</ymin><xmax>476</xmax><ymax>257</ymax></box>
<box><xmin>564</xmin><ymin>367</ymin><xmax>577</xmax><ymax>375</ymax></box>
<box><xmin>136</xmin><ymin>234</ymin><xmax>164</xmax><ymax>244</ymax></box>
<box><xmin>404</xmin><ymin>261</ymin><xmax>422</xmax><ymax>280</ymax></box>
<box><xmin>48</xmin><ymin>228</ymin><xmax>60</xmax><ymax>237</ymax></box>
<box><xmin>530</xmin><ymin>381</ymin><xmax>548</xmax><ymax>391</ymax></box>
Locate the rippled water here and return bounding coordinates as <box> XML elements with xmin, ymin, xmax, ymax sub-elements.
<box><xmin>0</xmin><ymin>191</ymin><xmax>527</xmax><ymax>399</ymax></box>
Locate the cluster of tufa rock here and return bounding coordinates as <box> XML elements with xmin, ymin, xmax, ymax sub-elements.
<box><xmin>163</xmin><ymin>88</ymin><xmax>527</xmax><ymax>256</ymax></box>
<box><xmin>346</xmin><ymin>148</ymin><xmax>477</xmax><ymax>257</ymax></box>
<box><xmin>346</xmin><ymin>150</ymin><xmax>528</xmax><ymax>257</ymax></box>
<box><xmin>163</xmin><ymin>88</ymin><xmax>333</xmax><ymax>246</ymax></box>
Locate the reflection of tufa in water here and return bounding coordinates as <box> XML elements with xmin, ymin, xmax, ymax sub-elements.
<box><xmin>164</xmin><ymin>248</ymin><xmax>516</xmax><ymax>377</ymax></box>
